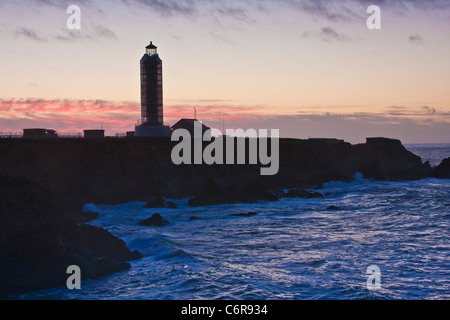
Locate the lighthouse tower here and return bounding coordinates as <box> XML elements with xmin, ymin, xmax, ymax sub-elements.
<box><xmin>135</xmin><ymin>41</ymin><xmax>170</xmax><ymax>137</ymax></box>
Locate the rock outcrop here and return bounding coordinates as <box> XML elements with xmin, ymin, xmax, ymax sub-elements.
<box><xmin>352</xmin><ymin>138</ymin><xmax>432</xmax><ymax>180</ymax></box>
<box><xmin>80</xmin><ymin>210</ymin><xmax>100</xmax><ymax>222</ymax></box>
<box><xmin>0</xmin><ymin>137</ymin><xmax>433</xmax><ymax>211</ymax></box>
<box><xmin>283</xmin><ymin>188</ymin><xmax>324</xmax><ymax>199</ymax></box>
<box><xmin>144</xmin><ymin>196</ymin><xmax>178</xmax><ymax>209</ymax></box>
<box><xmin>229</xmin><ymin>212</ymin><xmax>258</xmax><ymax>217</ymax></box>
<box><xmin>138</xmin><ymin>213</ymin><xmax>170</xmax><ymax>227</ymax></box>
<box><xmin>188</xmin><ymin>178</ymin><xmax>278</xmax><ymax>207</ymax></box>
<box><xmin>0</xmin><ymin>175</ymin><xmax>142</xmax><ymax>297</ymax></box>
<box><xmin>433</xmin><ymin>158</ymin><xmax>450</xmax><ymax>179</ymax></box>
<box><xmin>0</xmin><ymin>136</ymin><xmax>438</xmax><ymax>296</ymax></box>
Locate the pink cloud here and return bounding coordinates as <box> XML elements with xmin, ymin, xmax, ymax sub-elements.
<box><xmin>1</xmin><ymin>98</ymin><xmax>448</xmax><ymax>143</ymax></box>
<box><xmin>0</xmin><ymin>98</ymin><xmax>268</xmax><ymax>134</ymax></box>
<box><xmin>0</xmin><ymin>99</ymin><xmax>140</xmax><ymax>134</ymax></box>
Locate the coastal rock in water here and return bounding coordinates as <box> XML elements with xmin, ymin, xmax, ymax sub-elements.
<box><xmin>144</xmin><ymin>196</ymin><xmax>166</xmax><ymax>208</ymax></box>
<box><xmin>327</xmin><ymin>205</ymin><xmax>339</xmax><ymax>210</ymax></box>
<box><xmin>284</xmin><ymin>189</ymin><xmax>301</xmax><ymax>198</ymax></box>
<box><xmin>76</xmin><ymin>224</ymin><xmax>143</xmax><ymax>261</ymax></box>
<box><xmin>353</xmin><ymin>138</ymin><xmax>432</xmax><ymax>180</ymax></box>
<box><xmin>188</xmin><ymin>178</ymin><xmax>278</xmax><ymax>207</ymax></box>
<box><xmin>144</xmin><ymin>196</ymin><xmax>178</xmax><ymax>209</ymax></box>
<box><xmin>0</xmin><ymin>175</ymin><xmax>142</xmax><ymax>297</ymax></box>
<box><xmin>189</xmin><ymin>216</ymin><xmax>201</xmax><ymax>221</ymax></box>
<box><xmin>166</xmin><ymin>201</ymin><xmax>178</xmax><ymax>209</ymax></box>
<box><xmin>433</xmin><ymin>158</ymin><xmax>450</xmax><ymax>179</ymax></box>
<box><xmin>80</xmin><ymin>210</ymin><xmax>100</xmax><ymax>222</ymax></box>
<box><xmin>139</xmin><ymin>213</ymin><xmax>170</xmax><ymax>227</ymax></box>
<box><xmin>271</xmin><ymin>190</ymin><xmax>287</xmax><ymax>198</ymax></box>
<box><xmin>230</xmin><ymin>212</ymin><xmax>258</xmax><ymax>217</ymax></box>
<box><xmin>304</xmin><ymin>191</ymin><xmax>323</xmax><ymax>199</ymax></box>
<box><xmin>284</xmin><ymin>188</ymin><xmax>324</xmax><ymax>199</ymax></box>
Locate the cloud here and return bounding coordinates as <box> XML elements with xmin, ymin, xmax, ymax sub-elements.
<box><xmin>281</xmin><ymin>0</ymin><xmax>357</xmax><ymax>22</ymax></box>
<box><xmin>0</xmin><ymin>98</ymin><xmax>270</xmax><ymax>134</ymax></box>
<box><xmin>385</xmin><ymin>105</ymin><xmax>448</xmax><ymax>117</ymax></box>
<box><xmin>54</xmin><ymin>25</ymin><xmax>117</xmax><ymax>41</ymax></box>
<box><xmin>131</xmin><ymin>0</ymin><xmax>196</xmax><ymax>16</ymax></box>
<box><xmin>5</xmin><ymin>0</ymin><xmax>450</xmax><ymax>21</ymax></box>
<box><xmin>209</xmin><ymin>31</ymin><xmax>235</xmax><ymax>44</ymax></box>
<box><xmin>409</xmin><ymin>34</ymin><xmax>424</xmax><ymax>45</ymax></box>
<box><xmin>271</xmin><ymin>0</ymin><xmax>450</xmax><ymax>23</ymax></box>
<box><xmin>320</xmin><ymin>26</ymin><xmax>349</xmax><ymax>42</ymax></box>
<box><xmin>3</xmin><ymin>0</ymin><xmax>450</xmax><ymax>46</ymax></box>
<box><xmin>92</xmin><ymin>25</ymin><xmax>118</xmax><ymax>39</ymax></box>
<box><xmin>14</xmin><ymin>0</ymin><xmax>92</xmax><ymax>9</ymax></box>
<box><xmin>1</xmin><ymin>98</ymin><xmax>449</xmax><ymax>143</ymax></box>
<box><xmin>215</xmin><ymin>5</ymin><xmax>251</xmax><ymax>22</ymax></box>
<box><xmin>13</xmin><ymin>24</ymin><xmax>117</xmax><ymax>42</ymax></box>
<box><xmin>303</xmin><ymin>26</ymin><xmax>350</xmax><ymax>42</ymax></box>
<box><xmin>14</xmin><ymin>27</ymin><xmax>46</xmax><ymax>41</ymax></box>
<box><xmin>422</xmin><ymin>106</ymin><xmax>436</xmax><ymax>115</ymax></box>
<box><xmin>54</xmin><ymin>29</ymin><xmax>88</xmax><ymax>42</ymax></box>
<box><xmin>0</xmin><ymin>98</ymin><xmax>139</xmax><ymax>133</ymax></box>
<box><xmin>205</xmin><ymin>111</ymin><xmax>450</xmax><ymax>144</ymax></box>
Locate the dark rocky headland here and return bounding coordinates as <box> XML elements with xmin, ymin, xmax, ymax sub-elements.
<box><xmin>0</xmin><ymin>136</ymin><xmax>448</xmax><ymax>296</ymax></box>
<box><xmin>0</xmin><ymin>175</ymin><xmax>142</xmax><ymax>297</ymax></box>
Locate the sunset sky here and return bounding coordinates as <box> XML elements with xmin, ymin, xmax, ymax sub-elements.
<box><xmin>0</xmin><ymin>0</ymin><xmax>449</xmax><ymax>143</ymax></box>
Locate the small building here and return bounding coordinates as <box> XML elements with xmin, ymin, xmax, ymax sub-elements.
<box><xmin>126</xmin><ymin>131</ymin><xmax>135</xmax><ymax>138</ymax></box>
<box><xmin>23</xmin><ymin>128</ymin><xmax>58</xmax><ymax>139</ymax></box>
<box><xmin>83</xmin><ymin>129</ymin><xmax>105</xmax><ymax>138</ymax></box>
<box><xmin>171</xmin><ymin>119</ymin><xmax>210</xmax><ymax>137</ymax></box>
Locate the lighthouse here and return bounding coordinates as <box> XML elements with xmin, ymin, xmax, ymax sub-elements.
<box><xmin>135</xmin><ymin>41</ymin><xmax>170</xmax><ymax>137</ymax></box>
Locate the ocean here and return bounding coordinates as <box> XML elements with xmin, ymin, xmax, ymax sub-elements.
<box><xmin>18</xmin><ymin>144</ymin><xmax>450</xmax><ymax>300</ymax></box>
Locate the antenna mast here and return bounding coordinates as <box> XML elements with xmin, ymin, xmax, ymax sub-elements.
<box><xmin>222</xmin><ymin>107</ymin><xmax>225</xmax><ymax>133</ymax></box>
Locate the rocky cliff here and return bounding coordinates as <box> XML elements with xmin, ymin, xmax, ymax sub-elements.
<box><xmin>0</xmin><ymin>136</ymin><xmax>440</xmax><ymax>296</ymax></box>
<box><xmin>0</xmin><ymin>175</ymin><xmax>142</xmax><ymax>297</ymax></box>
<box><xmin>0</xmin><ymin>137</ymin><xmax>433</xmax><ymax>211</ymax></box>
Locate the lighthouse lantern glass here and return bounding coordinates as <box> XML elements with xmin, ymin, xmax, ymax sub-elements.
<box><xmin>147</xmin><ymin>47</ymin><xmax>157</xmax><ymax>56</ymax></box>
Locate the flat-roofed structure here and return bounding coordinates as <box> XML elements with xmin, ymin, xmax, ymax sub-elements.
<box><xmin>23</xmin><ymin>128</ymin><xmax>58</xmax><ymax>139</ymax></box>
<box><xmin>83</xmin><ymin>129</ymin><xmax>105</xmax><ymax>138</ymax></box>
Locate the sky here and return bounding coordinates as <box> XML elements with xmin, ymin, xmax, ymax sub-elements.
<box><xmin>0</xmin><ymin>0</ymin><xmax>449</xmax><ymax>143</ymax></box>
